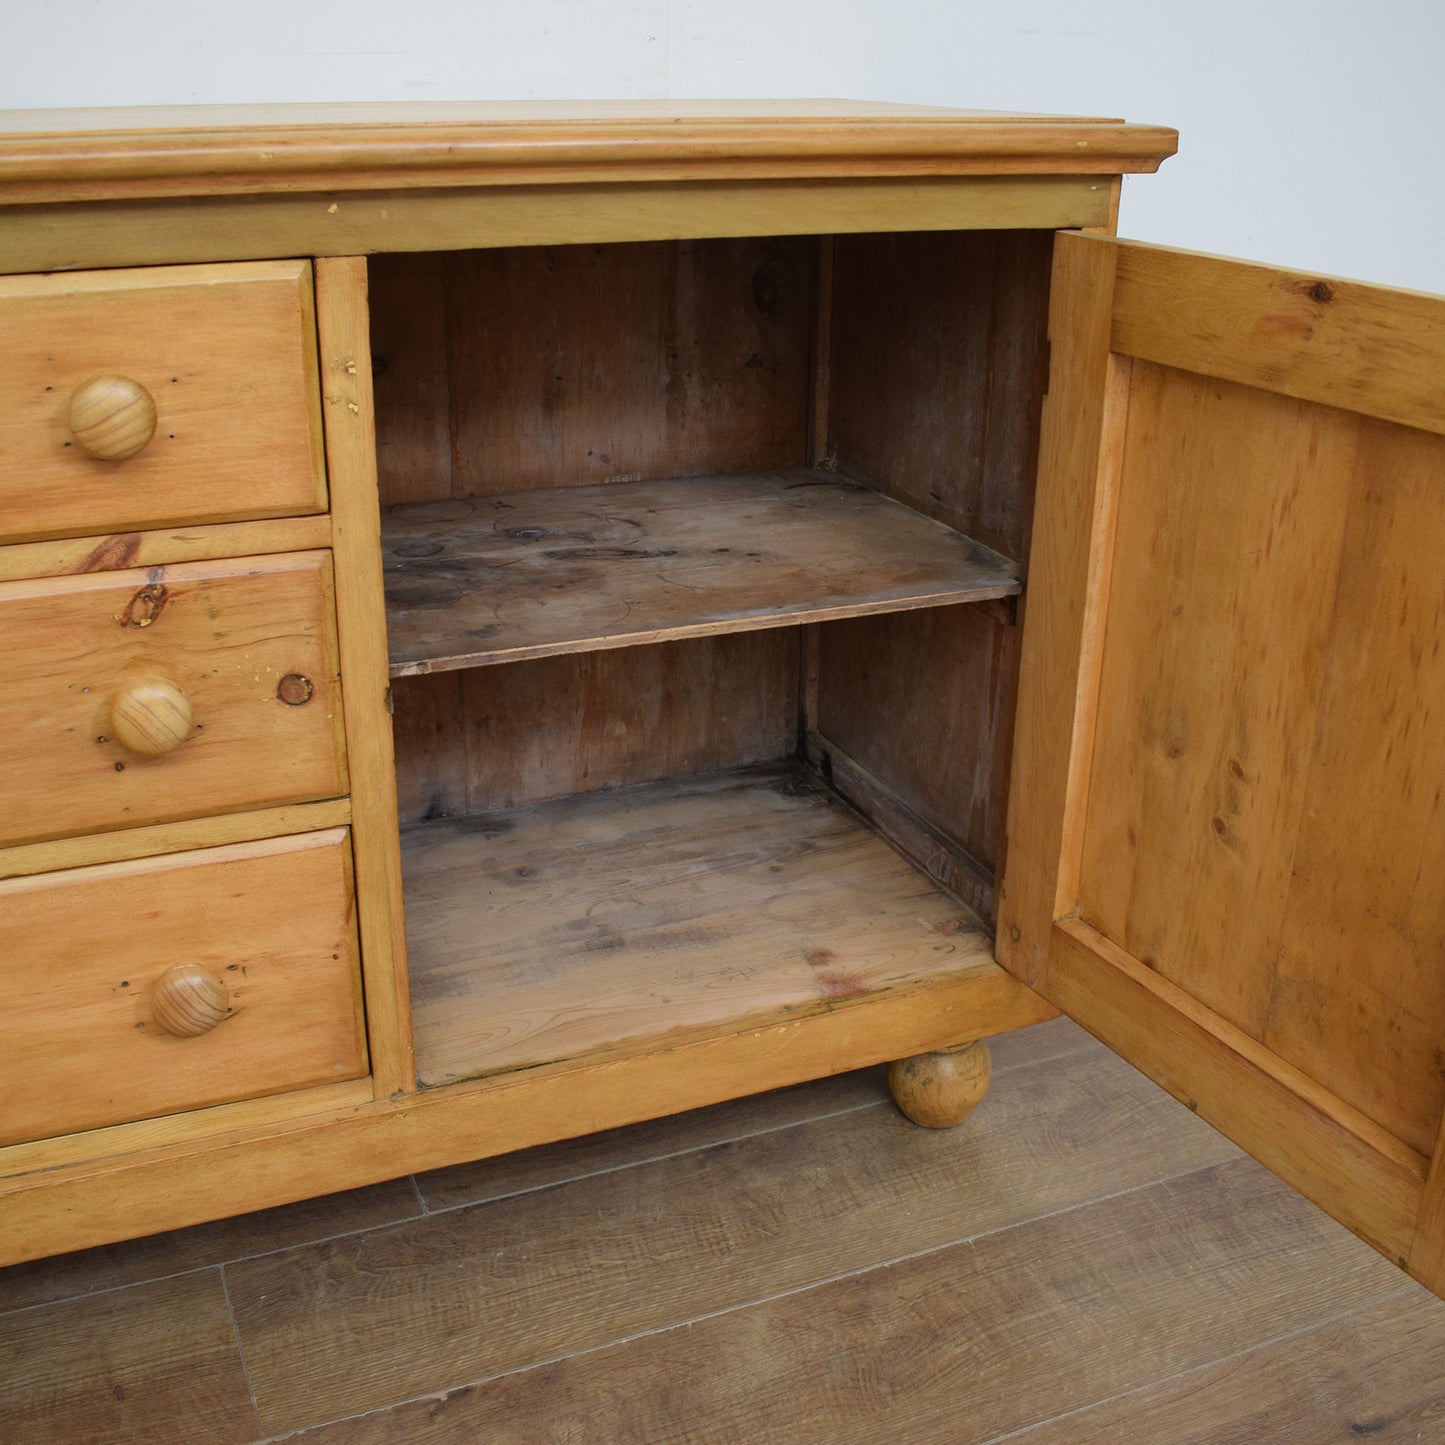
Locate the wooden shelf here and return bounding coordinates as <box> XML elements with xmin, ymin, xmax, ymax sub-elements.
<box><xmin>403</xmin><ymin>767</ymin><xmax>1001</xmax><ymax>1087</ymax></box>
<box><xmin>382</xmin><ymin>469</ymin><xmax>1020</xmax><ymax>677</ymax></box>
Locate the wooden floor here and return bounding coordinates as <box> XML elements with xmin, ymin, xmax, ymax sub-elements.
<box><xmin>3</xmin><ymin>1017</ymin><xmax>1444</xmax><ymax>1442</ymax></box>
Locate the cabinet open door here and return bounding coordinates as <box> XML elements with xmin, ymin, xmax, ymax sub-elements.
<box><xmin>997</xmin><ymin>232</ymin><xmax>1445</xmax><ymax>1294</ymax></box>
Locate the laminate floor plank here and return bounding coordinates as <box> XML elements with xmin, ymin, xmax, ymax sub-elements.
<box><xmin>416</xmin><ymin>1060</ymin><xmax>892</xmax><ymax>1210</ymax></box>
<box><xmin>227</xmin><ymin>1045</ymin><xmax>1242</xmax><ymax>1435</ymax></box>
<box><xmin>277</xmin><ymin>1158</ymin><xmax>1408</xmax><ymax>1445</ymax></box>
<box><xmin>415</xmin><ymin>1015</ymin><xmax>1090</xmax><ymax>1211</ymax></box>
<box><xmin>996</xmin><ymin>1286</ymin><xmax>1445</xmax><ymax>1444</ymax></box>
<box><xmin>0</xmin><ymin>1271</ymin><xmax>257</xmax><ymax>1444</ymax></box>
<box><xmin>0</xmin><ymin>1177</ymin><xmax>424</xmax><ymax>1316</ymax></box>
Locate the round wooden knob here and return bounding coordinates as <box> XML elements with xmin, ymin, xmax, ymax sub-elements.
<box><xmin>68</xmin><ymin>374</ymin><xmax>158</xmax><ymax>461</ymax></box>
<box><xmin>109</xmin><ymin>677</ymin><xmax>193</xmax><ymax>757</ymax></box>
<box><xmin>150</xmin><ymin>963</ymin><xmax>231</xmax><ymax>1037</ymax></box>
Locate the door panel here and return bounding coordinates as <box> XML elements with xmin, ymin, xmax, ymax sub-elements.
<box><xmin>998</xmin><ymin>233</ymin><xmax>1445</xmax><ymax>1291</ymax></box>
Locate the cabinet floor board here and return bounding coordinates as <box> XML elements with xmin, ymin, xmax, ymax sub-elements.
<box><xmin>382</xmin><ymin>469</ymin><xmax>1021</xmax><ymax>675</ymax></box>
<box><xmin>403</xmin><ymin>766</ymin><xmax>999</xmax><ymax>1086</ymax></box>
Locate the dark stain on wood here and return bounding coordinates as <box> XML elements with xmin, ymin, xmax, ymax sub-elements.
<box><xmin>815</xmin><ymin>970</ymin><xmax>867</xmax><ymax>999</ymax></box>
<box><xmin>79</xmin><ymin>532</ymin><xmax>142</xmax><ymax>573</ymax></box>
<box><xmin>383</xmin><ymin>471</ymin><xmax>1019</xmax><ymax>677</ymax></box>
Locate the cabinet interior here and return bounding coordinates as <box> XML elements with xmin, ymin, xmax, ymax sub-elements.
<box><xmin>367</xmin><ymin>229</ymin><xmax>1053</xmax><ymax>1087</ymax></box>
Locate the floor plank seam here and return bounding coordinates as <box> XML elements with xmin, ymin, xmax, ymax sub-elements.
<box><xmin>0</xmin><ymin>1260</ymin><xmax>223</xmax><ymax>1323</ymax></box>
<box><xmin>243</xmin><ymin>1160</ymin><xmax>1245</xmax><ymax>1439</ymax></box>
<box><xmin>220</xmin><ymin>1264</ymin><xmax>267</xmax><ymax>1443</ymax></box>
<box><xmin>410</xmin><ymin>1034</ymin><xmax>1106</xmax><ymax>1217</ymax></box>
<box><xmin>0</xmin><ymin>1195</ymin><xmax>434</xmax><ymax>1320</ymax></box>
<box><xmin>413</xmin><ymin>1095</ymin><xmax>894</xmax><ymax>1214</ymax></box>
<box><xmin>0</xmin><ymin>1095</ymin><xmax>905</xmax><ymax>1315</ymax></box>
<box><xmin>972</xmin><ymin>1282</ymin><xmax>1427</xmax><ymax>1445</ymax></box>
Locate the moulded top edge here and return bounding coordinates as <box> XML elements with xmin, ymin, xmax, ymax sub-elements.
<box><xmin>0</xmin><ymin>100</ymin><xmax>1179</xmax><ymax>206</ymax></box>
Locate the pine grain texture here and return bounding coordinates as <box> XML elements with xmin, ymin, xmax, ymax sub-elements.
<box><xmin>448</xmin><ymin>239</ymin><xmax>812</xmax><ymax>499</ymax></box>
<box><xmin>1111</xmin><ymin>238</ymin><xmax>1445</xmax><ymax>435</ymax></box>
<box><xmin>0</xmin><ymin>830</ymin><xmax>366</xmax><ymax>1145</ymax></box>
<box><xmin>383</xmin><ymin>470</ymin><xmax>1020</xmax><ymax>675</ymax></box>
<box><xmin>315</xmin><ymin>255</ymin><xmax>416</xmax><ymax>1098</ymax></box>
<box><xmin>0</xmin><ymin>177</ymin><xmax>1119</xmax><ymax>278</ymax></box>
<box><xmin>817</xmin><ymin>605</ymin><xmax>1021</xmax><ymax>895</ymax></box>
<box><xmin>404</xmin><ymin>768</ymin><xmax>999</xmax><ymax>1084</ymax></box>
<box><xmin>0</xmin><ymin>261</ymin><xmax>324</xmax><ymax>544</ymax></box>
<box><xmin>0</xmin><ymin>102</ymin><xmax>1178</xmax><ymax>207</ymax></box>
<box><xmin>453</xmin><ymin>631</ymin><xmax>797</xmax><ymax>813</ymax></box>
<box><xmin>0</xmin><ymin>514</ymin><xmax>331</xmax><ymax>585</ymax></box>
<box><xmin>391</xmin><ymin>632</ymin><xmax>800</xmax><ymax>826</ymax></box>
<box><xmin>0</xmin><ymin>551</ymin><xmax>347</xmax><ymax>848</ymax></box>
<box><xmin>1076</xmin><ymin>368</ymin><xmax>1445</xmax><ymax>1161</ymax></box>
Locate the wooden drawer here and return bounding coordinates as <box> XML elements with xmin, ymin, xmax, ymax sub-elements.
<box><xmin>0</xmin><ymin>829</ymin><xmax>366</xmax><ymax>1147</ymax></box>
<box><xmin>0</xmin><ymin>551</ymin><xmax>348</xmax><ymax>847</ymax></box>
<box><xmin>0</xmin><ymin>260</ymin><xmax>326</xmax><ymax>545</ymax></box>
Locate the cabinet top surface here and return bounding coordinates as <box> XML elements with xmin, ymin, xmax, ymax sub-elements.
<box><xmin>0</xmin><ymin>99</ymin><xmax>1177</xmax><ymax>206</ymax></box>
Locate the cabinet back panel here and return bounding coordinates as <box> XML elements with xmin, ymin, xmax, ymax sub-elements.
<box><xmin>392</xmin><ymin>630</ymin><xmax>800</xmax><ymax>823</ymax></box>
<box><xmin>370</xmin><ymin>239</ymin><xmax>814</xmax><ymax>505</ymax></box>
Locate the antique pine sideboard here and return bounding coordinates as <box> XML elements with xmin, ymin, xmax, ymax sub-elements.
<box><xmin>2</xmin><ymin>102</ymin><xmax>1443</xmax><ymax>1295</ymax></box>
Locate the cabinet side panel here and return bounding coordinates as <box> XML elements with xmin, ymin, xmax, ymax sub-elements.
<box><xmin>391</xmin><ymin>631</ymin><xmax>800</xmax><ymax>823</ymax></box>
<box><xmin>818</xmin><ymin>230</ymin><xmax>1050</xmax><ymax>897</ymax></box>
<box><xmin>815</xmin><ymin>606</ymin><xmax>1019</xmax><ymax>899</ymax></box>
<box><xmin>827</xmin><ymin>229</ymin><xmax>1052</xmax><ymax>562</ymax></box>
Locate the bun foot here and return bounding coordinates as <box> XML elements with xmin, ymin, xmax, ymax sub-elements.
<box><xmin>887</xmin><ymin>1039</ymin><xmax>992</xmax><ymax>1128</ymax></box>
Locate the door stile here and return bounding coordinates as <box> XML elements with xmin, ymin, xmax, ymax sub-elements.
<box><xmin>1410</xmin><ymin>1113</ymin><xmax>1445</xmax><ymax>1291</ymax></box>
<box><xmin>996</xmin><ymin>231</ymin><xmax>1127</xmax><ymax>993</ymax></box>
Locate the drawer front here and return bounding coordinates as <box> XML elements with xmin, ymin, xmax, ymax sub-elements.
<box><xmin>0</xmin><ymin>551</ymin><xmax>348</xmax><ymax>847</ymax></box>
<box><xmin>0</xmin><ymin>829</ymin><xmax>367</xmax><ymax>1147</ymax></box>
<box><xmin>0</xmin><ymin>261</ymin><xmax>326</xmax><ymax>545</ymax></box>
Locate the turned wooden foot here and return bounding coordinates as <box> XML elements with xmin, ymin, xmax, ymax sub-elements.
<box><xmin>887</xmin><ymin>1039</ymin><xmax>993</xmax><ymax>1128</ymax></box>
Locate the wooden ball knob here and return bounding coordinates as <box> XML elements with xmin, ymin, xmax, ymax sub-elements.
<box><xmin>150</xmin><ymin>963</ymin><xmax>231</xmax><ymax>1037</ymax></box>
<box><xmin>110</xmin><ymin>677</ymin><xmax>193</xmax><ymax>757</ymax></box>
<box><xmin>68</xmin><ymin>374</ymin><xmax>158</xmax><ymax>461</ymax></box>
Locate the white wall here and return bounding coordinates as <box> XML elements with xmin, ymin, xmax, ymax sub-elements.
<box><xmin>5</xmin><ymin>0</ymin><xmax>1442</xmax><ymax>292</ymax></box>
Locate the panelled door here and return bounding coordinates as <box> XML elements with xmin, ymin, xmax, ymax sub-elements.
<box><xmin>998</xmin><ymin>232</ymin><xmax>1445</xmax><ymax>1294</ymax></box>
